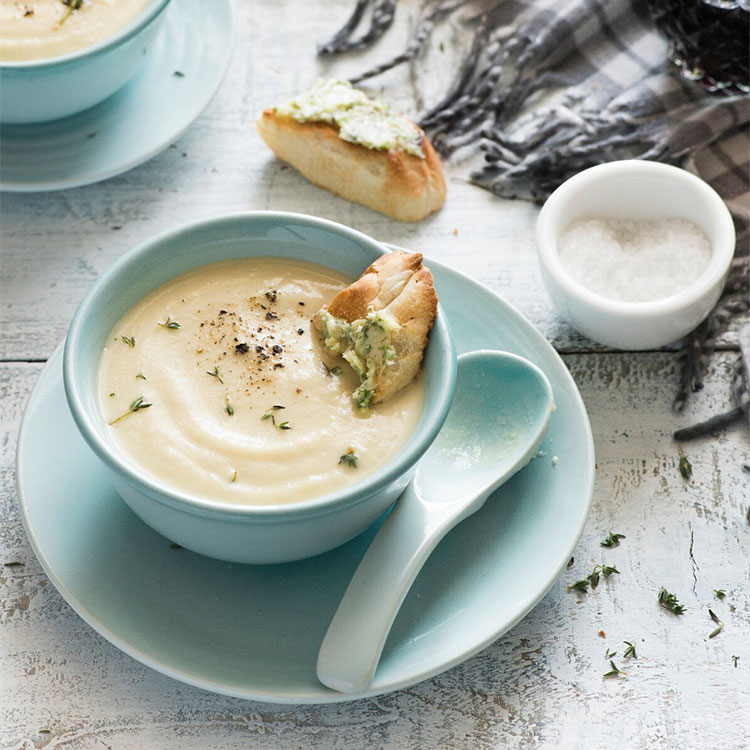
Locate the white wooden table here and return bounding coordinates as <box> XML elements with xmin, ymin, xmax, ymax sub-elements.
<box><xmin>1</xmin><ymin>2</ymin><xmax>748</xmax><ymax>747</ymax></box>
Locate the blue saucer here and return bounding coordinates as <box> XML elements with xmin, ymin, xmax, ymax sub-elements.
<box><xmin>0</xmin><ymin>0</ymin><xmax>233</xmax><ymax>192</ymax></box>
<box><xmin>17</xmin><ymin>252</ymin><xmax>594</xmax><ymax>703</ymax></box>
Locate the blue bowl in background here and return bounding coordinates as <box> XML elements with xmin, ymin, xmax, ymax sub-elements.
<box><xmin>63</xmin><ymin>212</ymin><xmax>457</xmax><ymax>564</ymax></box>
<box><xmin>0</xmin><ymin>0</ymin><xmax>171</xmax><ymax>123</ymax></box>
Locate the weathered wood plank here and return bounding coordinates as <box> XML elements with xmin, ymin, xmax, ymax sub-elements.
<box><xmin>1</xmin><ymin>1</ymin><xmax>747</xmax><ymax>747</ymax></box>
<box><xmin>2</xmin><ymin>350</ymin><xmax>747</xmax><ymax>749</ymax></box>
<box><xmin>1</xmin><ymin>0</ymin><xmax>745</xmax><ymax>362</ymax></box>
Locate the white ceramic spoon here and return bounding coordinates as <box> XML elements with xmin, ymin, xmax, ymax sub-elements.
<box><xmin>317</xmin><ymin>349</ymin><xmax>556</xmax><ymax>693</ymax></box>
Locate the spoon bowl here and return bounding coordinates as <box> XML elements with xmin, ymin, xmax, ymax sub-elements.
<box><xmin>416</xmin><ymin>350</ymin><xmax>556</xmax><ymax>505</ymax></box>
<box><xmin>317</xmin><ymin>350</ymin><xmax>555</xmax><ymax>693</ymax></box>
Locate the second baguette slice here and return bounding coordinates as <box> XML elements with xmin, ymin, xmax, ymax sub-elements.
<box><xmin>256</xmin><ymin>110</ymin><xmax>446</xmax><ymax>223</ymax></box>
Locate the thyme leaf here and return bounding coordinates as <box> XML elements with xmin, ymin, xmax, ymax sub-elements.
<box><xmin>158</xmin><ymin>316</ymin><xmax>181</xmax><ymax>329</ymax></box>
<box><xmin>603</xmin><ymin>660</ymin><xmax>626</xmax><ymax>678</ymax></box>
<box><xmin>135</xmin><ymin>372</ymin><xmax>147</xmax><ymax>380</ymax></box>
<box><xmin>207</xmin><ymin>366</ymin><xmax>224</xmax><ymax>384</ymax></box>
<box><xmin>708</xmin><ymin>609</ymin><xmax>724</xmax><ymax>638</ymax></box>
<box><xmin>121</xmin><ymin>335</ymin><xmax>136</xmax><ymax>348</ymax></box>
<box><xmin>231</xmin><ymin>469</ymin><xmax>238</xmax><ymax>482</ymax></box>
<box><xmin>568</xmin><ymin>579</ymin><xmax>589</xmax><ymax>593</ymax></box>
<box><xmin>600</xmin><ymin>532</ymin><xmax>626</xmax><ymax>548</ymax></box>
<box><xmin>225</xmin><ymin>398</ymin><xmax>234</xmax><ymax>416</ymax></box>
<box><xmin>678</xmin><ymin>446</ymin><xmax>692</xmax><ymax>480</ymax></box>
<box><xmin>658</xmin><ymin>587</ymin><xmax>686</xmax><ymax>615</ymax></box>
<box><xmin>714</xmin><ymin>589</ymin><xmax>726</xmax><ymax>600</ymax></box>
<box><xmin>108</xmin><ymin>396</ymin><xmax>152</xmax><ymax>425</ymax></box>
<box><xmin>605</xmin><ymin>648</ymin><xmax>617</xmax><ymax>659</ymax></box>
<box><xmin>278</xmin><ymin>421</ymin><xmax>291</xmax><ymax>430</ymax></box>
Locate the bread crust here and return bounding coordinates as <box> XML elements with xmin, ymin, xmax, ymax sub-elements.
<box><xmin>256</xmin><ymin>109</ymin><xmax>446</xmax><ymax>222</ymax></box>
<box><xmin>313</xmin><ymin>251</ymin><xmax>438</xmax><ymax>403</ymax></box>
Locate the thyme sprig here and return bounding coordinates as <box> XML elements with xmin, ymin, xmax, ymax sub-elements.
<box><xmin>658</xmin><ymin>587</ymin><xmax>686</xmax><ymax>615</ymax></box>
<box><xmin>603</xmin><ymin>660</ymin><xmax>626</xmax><ymax>678</ymax></box>
<box><xmin>158</xmin><ymin>316</ymin><xmax>181</xmax><ymax>329</ymax></box>
<box><xmin>57</xmin><ymin>0</ymin><xmax>83</xmax><ymax>27</ymax></box>
<box><xmin>708</xmin><ymin>609</ymin><xmax>724</xmax><ymax>638</ymax></box>
<box><xmin>121</xmin><ymin>335</ymin><xmax>136</xmax><ymax>348</ymax></box>
<box><xmin>568</xmin><ymin>564</ymin><xmax>620</xmax><ymax>593</ymax></box>
<box><xmin>600</xmin><ymin>532</ymin><xmax>626</xmax><ymax>548</ymax></box>
<box><xmin>108</xmin><ymin>396</ymin><xmax>152</xmax><ymax>425</ymax></box>
<box><xmin>623</xmin><ymin>641</ymin><xmax>637</xmax><ymax>659</ymax></box>
<box><xmin>339</xmin><ymin>448</ymin><xmax>359</xmax><ymax>468</ymax></box>
<box><xmin>262</xmin><ymin>405</ymin><xmax>288</xmax><ymax>428</ymax></box>
<box><xmin>207</xmin><ymin>366</ymin><xmax>224</xmax><ymax>384</ymax></box>
<box><xmin>678</xmin><ymin>446</ymin><xmax>692</xmax><ymax>480</ymax></box>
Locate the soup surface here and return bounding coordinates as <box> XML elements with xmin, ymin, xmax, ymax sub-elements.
<box><xmin>0</xmin><ymin>0</ymin><xmax>151</xmax><ymax>62</ymax></box>
<box><xmin>98</xmin><ymin>257</ymin><xmax>424</xmax><ymax>505</ymax></box>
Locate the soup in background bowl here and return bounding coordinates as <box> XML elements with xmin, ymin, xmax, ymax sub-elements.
<box><xmin>64</xmin><ymin>212</ymin><xmax>456</xmax><ymax>564</ymax></box>
<box><xmin>0</xmin><ymin>0</ymin><xmax>171</xmax><ymax>123</ymax></box>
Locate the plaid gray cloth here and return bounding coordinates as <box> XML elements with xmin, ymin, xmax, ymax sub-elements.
<box><xmin>320</xmin><ymin>0</ymin><xmax>750</xmax><ymax>437</ymax></box>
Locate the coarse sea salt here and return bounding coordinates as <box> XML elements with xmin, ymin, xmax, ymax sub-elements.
<box><xmin>558</xmin><ymin>217</ymin><xmax>712</xmax><ymax>303</ymax></box>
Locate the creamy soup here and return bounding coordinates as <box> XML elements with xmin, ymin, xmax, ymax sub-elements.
<box><xmin>0</xmin><ymin>0</ymin><xmax>151</xmax><ymax>62</ymax></box>
<box><xmin>98</xmin><ymin>258</ymin><xmax>425</xmax><ymax>505</ymax></box>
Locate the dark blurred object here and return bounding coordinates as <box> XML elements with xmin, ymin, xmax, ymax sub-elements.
<box><xmin>646</xmin><ymin>0</ymin><xmax>749</xmax><ymax>94</ymax></box>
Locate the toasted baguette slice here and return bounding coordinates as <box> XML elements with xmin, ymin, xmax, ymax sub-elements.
<box><xmin>256</xmin><ymin>110</ymin><xmax>446</xmax><ymax>222</ymax></box>
<box><xmin>313</xmin><ymin>251</ymin><xmax>438</xmax><ymax>405</ymax></box>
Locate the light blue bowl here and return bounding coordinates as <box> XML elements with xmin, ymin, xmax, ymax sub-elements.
<box><xmin>63</xmin><ymin>212</ymin><xmax>457</xmax><ymax>564</ymax></box>
<box><xmin>0</xmin><ymin>0</ymin><xmax>171</xmax><ymax>124</ymax></box>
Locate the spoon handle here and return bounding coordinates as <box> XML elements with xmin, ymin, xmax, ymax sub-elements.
<box><xmin>316</xmin><ymin>484</ymin><xmax>473</xmax><ymax>694</ymax></box>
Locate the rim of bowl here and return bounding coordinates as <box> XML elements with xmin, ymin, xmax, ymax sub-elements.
<box><xmin>63</xmin><ymin>210</ymin><xmax>457</xmax><ymax>521</ymax></box>
<box><xmin>536</xmin><ymin>160</ymin><xmax>736</xmax><ymax>318</ymax></box>
<box><xmin>0</xmin><ymin>0</ymin><xmax>172</xmax><ymax>70</ymax></box>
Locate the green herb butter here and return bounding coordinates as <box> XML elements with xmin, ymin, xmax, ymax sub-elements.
<box><xmin>319</xmin><ymin>308</ymin><xmax>397</xmax><ymax>408</ymax></box>
<box><xmin>274</xmin><ymin>79</ymin><xmax>426</xmax><ymax>159</ymax></box>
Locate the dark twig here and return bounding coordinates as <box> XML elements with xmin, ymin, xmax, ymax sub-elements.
<box><xmin>673</xmin><ymin>407</ymin><xmax>744</xmax><ymax>441</ymax></box>
<box><xmin>349</xmin><ymin>0</ymin><xmax>464</xmax><ymax>85</ymax></box>
<box><xmin>318</xmin><ymin>0</ymin><xmax>397</xmax><ymax>55</ymax></box>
